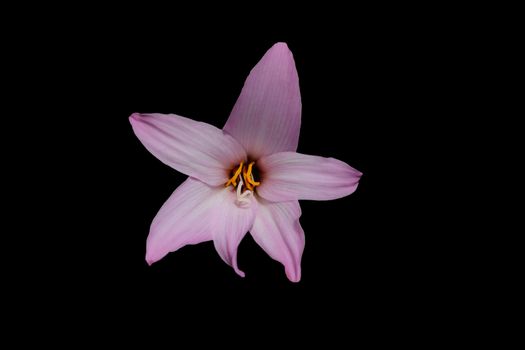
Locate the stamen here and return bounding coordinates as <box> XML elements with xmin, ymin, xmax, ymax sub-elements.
<box><xmin>225</xmin><ymin>162</ymin><xmax>244</xmax><ymax>187</ymax></box>
<box><xmin>225</xmin><ymin>161</ymin><xmax>260</xmax><ymax>195</ymax></box>
<box><xmin>249</xmin><ymin>173</ymin><xmax>260</xmax><ymax>186</ymax></box>
<box><xmin>245</xmin><ymin>162</ymin><xmax>260</xmax><ymax>186</ymax></box>
<box><xmin>245</xmin><ymin>178</ymin><xmax>254</xmax><ymax>191</ymax></box>
<box><xmin>240</xmin><ymin>164</ymin><xmax>252</xmax><ymax>190</ymax></box>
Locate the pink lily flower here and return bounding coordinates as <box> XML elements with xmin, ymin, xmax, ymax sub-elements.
<box><xmin>130</xmin><ymin>42</ymin><xmax>362</xmax><ymax>282</ymax></box>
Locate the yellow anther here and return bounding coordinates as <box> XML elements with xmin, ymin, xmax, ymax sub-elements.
<box><xmin>245</xmin><ymin>178</ymin><xmax>254</xmax><ymax>191</ymax></box>
<box><xmin>225</xmin><ymin>162</ymin><xmax>244</xmax><ymax>187</ymax></box>
<box><xmin>249</xmin><ymin>173</ymin><xmax>260</xmax><ymax>186</ymax></box>
<box><xmin>242</xmin><ymin>165</ymin><xmax>253</xmax><ymax>190</ymax></box>
<box><xmin>245</xmin><ymin>162</ymin><xmax>260</xmax><ymax>187</ymax></box>
<box><xmin>226</xmin><ymin>161</ymin><xmax>260</xmax><ymax>190</ymax></box>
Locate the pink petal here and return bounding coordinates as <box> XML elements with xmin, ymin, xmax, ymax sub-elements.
<box><xmin>130</xmin><ymin>113</ymin><xmax>246</xmax><ymax>186</ymax></box>
<box><xmin>212</xmin><ymin>188</ymin><xmax>258</xmax><ymax>278</ymax></box>
<box><xmin>250</xmin><ymin>198</ymin><xmax>305</xmax><ymax>282</ymax></box>
<box><xmin>146</xmin><ymin>178</ymin><xmax>218</xmax><ymax>265</ymax></box>
<box><xmin>223</xmin><ymin>42</ymin><xmax>301</xmax><ymax>159</ymax></box>
<box><xmin>146</xmin><ymin>178</ymin><xmax>258</xmax><ymax>277</ymax></box>
<box><xmin>257</xmin><ymin>152</ymin><xmax>362</xmax><ymax>201</ymax></box>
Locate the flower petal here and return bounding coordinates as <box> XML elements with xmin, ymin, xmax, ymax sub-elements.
<box><xmin>257</xmin><ymin>152</ymin><xmax>362</xmax><ymax>201</ymax></box>
<box><xmin>146</xmin><ymin>178</ymin><xmax>217</xmax><ymax>265</ymax></box>
<box><xmin>130</xmin><ymin>113</ymin><xmax>246</xmax><ymax>186</ymax></box>
<box><xmin>250</xmin><ymin>199</ymin><xmax>305</xmax><ymax>282</ymax></box>
<box><xmin>223</xmin><ymin>42</ymin><xmax>301</xmax><ymax>159</ymax></box>
<box><xmin>146</xmin><ymin>177</ymin><xmax>258</xmax><ymax>275</ymax></box>
<box><xmin>212</xmin><ymin>188</ymin><xmax>258</xmax><ymax>277</ymax></box>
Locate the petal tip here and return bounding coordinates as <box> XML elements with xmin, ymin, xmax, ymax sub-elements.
<box><xmin>145</xmin><ymin>249</ymin><xmax>159</xmax><ymax>266</ymax></box>
<box><xmin>129</xmin><ymin>112</ymin><xmax>141</xmax><ymax>125</ymax></box>
<box><xmin>235</xmin><ymin>268</ymin><xmax>246</xmax><ymax>278</ymax></box>
<box><xmin>270</xmin><ymin>42</ymin><xmax>293</xmax><ymax>56</ymax></box>
<box><xmin>286</xmin><ymin>269</ymin><xmax>301</xmax><ymax>283</ymax></box>
<box><xmin>273</xmin><ymin>42</ymin><xmax>289</xmax><ymax>49</ymax></box>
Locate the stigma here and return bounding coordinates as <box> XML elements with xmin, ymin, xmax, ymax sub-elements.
<box><xmin>225</xmin><ymin>161</ymin><xmax>261</xmax><ymax>206</ymax></box>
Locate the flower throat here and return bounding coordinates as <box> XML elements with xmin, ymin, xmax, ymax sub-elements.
<box><xmin>225</xmin><ymin>161</ymin><xmax>261</xmax><ymax>190</ymax></box>
<box><xmin>225</xmin><ymin>162</ymin><xmax>261</xmax><ymax>206</ymax></box>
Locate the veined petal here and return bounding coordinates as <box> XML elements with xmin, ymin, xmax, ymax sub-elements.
<box><xmin>212</xmin><ymin>188</ymin><xmax>258</xmax><ymax>277</ymax></box>
<box><xmin>130</xmin><ymin>113</ymin><xmax>246</xmax><ymax>186</ymax></box>
<box><xmin>250</xmin><ymin>199</ymin><xmax>305</xmax><ymax>282</ymax></box>
<box><xmin>257</xmin><ymin>152</ymin><xmax>362</xmax><ymax>201</ymax></box>
<box><xmin>146</xmin><ymin>177</ymin><xmax>258</xmax><ymax>274</ymax></box>
<box><xmin>223</xmin><ymin>42</ymin><xmax>301</xmax><ymax>159</ymax></box>
<box><xmin>146</xmin><ymin>178</ymin><xmax>218</xmax><ymax>265</ymax></box>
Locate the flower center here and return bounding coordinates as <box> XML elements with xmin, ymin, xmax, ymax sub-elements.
<box><xmin>225</xmin><ymin>162</ymin><xmax>261</xmax><ymax>207</ymax></box>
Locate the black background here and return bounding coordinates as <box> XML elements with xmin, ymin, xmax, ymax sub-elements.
<box><xmin>8</xmin><ymin>9</ymin><xmax>449</xmax><ymax>322</ymax></box>
<box><xmin>4</xmin><ymin>5</ymin><xmax>511</xmax><ymax>344</ymax></box>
